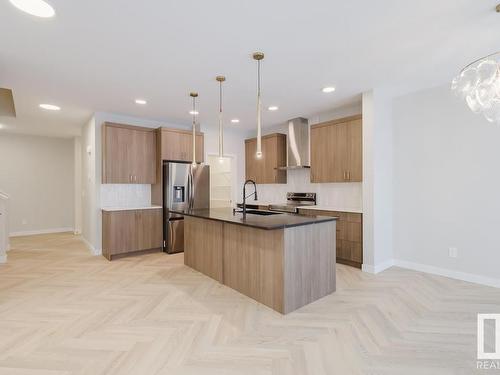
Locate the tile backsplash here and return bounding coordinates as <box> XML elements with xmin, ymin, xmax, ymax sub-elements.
<box><xmin>100</xmin><ymin>184</ymin><xmax>151</xmax><ymax>208</ymax></box>
<box><xmin>256</xmin><ymin>168</ymin><xmax>362</xmax><ymax>209</ymax></box>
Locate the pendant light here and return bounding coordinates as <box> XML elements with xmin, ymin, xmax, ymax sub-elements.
<box><xmin>253</xmin><ymin>52</ymin><xmax>264</xmax><ymax>159</ymax></box>
<box><xmin>216</xmin><ymin>75</ymin><xmax>226</xmax><ymax>161</ymax></box>
<box><xmin>190</xmin><ymin>92</ymin><xmax>198</xmax><ymax>167</ymax></box>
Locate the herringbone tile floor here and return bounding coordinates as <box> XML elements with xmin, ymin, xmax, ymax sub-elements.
<box><xmin>0</xmin><ymin>233</ymin><xmax>498</xmax><ymax>374</ymax></box>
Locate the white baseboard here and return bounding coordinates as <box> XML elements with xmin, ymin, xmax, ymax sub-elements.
<box><xmin>362</xmin><ymin>259</ymin><xmax>395</xmax><ymax>274</ymax></box>
<box><xmin>10</xmin><ymin>227</ymin><xmax>74</xmax><ymax>237</ymax></box>
<box><xmin>79</xmin><ymin>236</ymin><xmax>102</xmax><ymax>256</ymax></box>
<box><xmin>394</xmin><ymin>259</ymin><xmax>500</xmax><ymax>288</ymax></box>
<box><xmin>0</xmin><ymin>254</ymin><xmax>6</xmax><ymax>263</ymax></box>
<box><xmin>361</xmin><ymin>258</ymin><xmax>500</xmax><ymax>288</ymax></box>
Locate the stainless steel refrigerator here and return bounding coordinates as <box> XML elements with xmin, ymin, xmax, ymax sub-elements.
<box><xmin>162</xmin><ymin>161</ymin><xmax>210</xmax><ymax>254</ymax></box>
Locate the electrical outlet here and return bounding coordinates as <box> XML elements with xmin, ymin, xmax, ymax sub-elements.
<box><xmin>21</xmin><ymin>219</ymin><xmax>27</xmax><ymax>225</ymax></box>
<box><xmin>448</xmin><ymin>247</ymin><xmax>458</xmax><ymax>258</ymax></box>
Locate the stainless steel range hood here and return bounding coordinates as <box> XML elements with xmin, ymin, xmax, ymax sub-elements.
<box><xmin>278</xmin><ymin>117</ymin><xmax>310</xmax><ymax>170</ymax></box>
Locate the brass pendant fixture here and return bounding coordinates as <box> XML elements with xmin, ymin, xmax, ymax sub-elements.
<box><xmin>190</xmin><ymin>92</ymin><xmax>198</xmax><ymax>167</ymax></box>
<box><xmin>253</xmin><ymin>52</ymin><xmax>264</xmax><ymax>159</ymax></box>
<box><xmin>216</xmin><ymin>75</ymin><xmax>226</xmax><ymax>161</ymax></box>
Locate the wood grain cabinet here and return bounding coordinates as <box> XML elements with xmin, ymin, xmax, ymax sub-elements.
<box><xmin>150</xmin><ymin>127</ymin><xmax>205</xmax><ymax>206</ymax></box>
<box><xmin>102</xmin><ymin>123</ymin><xmax>157</xmax><ymax>184</ymax></box>
<box><xmin>102</xmin><ymin>208</ymin><xmax>162</xmax><ymax>260</ymax></box>
<box><xmin>298</xmin><ymin>208</ymin><xmax>363</xmax><ymax>268</ymax></box>
<box><xmin>310</xmin><ymin>115</ymin><xmax>362</xmax><ymax>183</ymax></box>
<box><xmin>245</xmin><ymin>133</ymin><xmax>287</xmax><ymax>184</ymax></box>
<box><xmin>159</xmin><ymin>128</ymin><xmax>204</xmax><ymax>163</ymax></box>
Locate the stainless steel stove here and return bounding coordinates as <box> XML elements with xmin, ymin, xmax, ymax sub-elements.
<box><xmin>268</xmin><ymin>192</ymin><xmax>316</xmax><ymax>213</ymax></box>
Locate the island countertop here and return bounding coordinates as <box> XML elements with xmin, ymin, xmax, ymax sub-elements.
<box><xmin>170</xmin><ymin>207</ymin><xmax>337</xmax><ymax>230</ymax></box>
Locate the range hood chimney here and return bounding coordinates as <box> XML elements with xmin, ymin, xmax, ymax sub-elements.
<box><xmin>278</xmin><ymin>117</ymin><xmax>310</xmax><ymax>170</ymax></box>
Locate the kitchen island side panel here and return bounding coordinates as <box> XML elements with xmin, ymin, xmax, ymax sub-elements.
<box><xmin>184</xmin><ymin>216</ymin><xmax>224</xmax><ymax>282</ymax></box>
<box><xmin>222</xmin><ymin>223</ymin><xmax>285</xmax><ymax>313</ymax></box>
<box><xmin>283</xmin><ymin>220</ymin><xmax>336</xmax><ymax>313</ymax></box>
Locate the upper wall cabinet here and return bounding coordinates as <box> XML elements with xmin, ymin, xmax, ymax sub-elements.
<box><xmin>159</xmin><ymin>128</ymin><xmax>204</xmax><ymax>163</ymax></box>
<box><xmin>245</xmin><ymin>133</ymin><xmax>287</xmax><ymax>184</ymax></box>
<box><xmin>150</xmin><ymin>127</ymin><xmax>204</xmax><ymax>206</ymax></box>
<box><xmin>310</xmin><ymin>115</ymin><xmax>362</xmax><ymax>183</ymax></box>
<box><xmin>102</xmin><ymin>122</ymin><xmax>157</xmax><ymax>184</ymax></box>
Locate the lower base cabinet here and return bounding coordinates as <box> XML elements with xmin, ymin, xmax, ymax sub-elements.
<box><xmin>102</xmin><ymin>208</ymin><xmax>162</xmax><ymax>260</ymax></box>
<box><xmin>298</xmin><ymin>209</ymin><xmax>363</xmax><ymax>268</ymax></box>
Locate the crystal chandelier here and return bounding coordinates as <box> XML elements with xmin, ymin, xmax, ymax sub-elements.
<box><xmin>452</xmin><ymin>52</ymin><xmax>500</xmax><ymax>124</ymax></box>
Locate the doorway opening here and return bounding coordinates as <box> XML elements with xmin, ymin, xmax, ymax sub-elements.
<box><xmin>207</xmin><ymin>155</ymin><xmax>235</xmax><ymax>208</ymax></box>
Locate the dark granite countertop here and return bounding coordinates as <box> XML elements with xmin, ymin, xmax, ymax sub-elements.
<box><xmin>170</xmin><ymin>208</ymin><xmax>337</xmax><ymax>230</ymax></box>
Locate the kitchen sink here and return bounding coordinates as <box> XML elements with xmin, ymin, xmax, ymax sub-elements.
<box><xmin>237</xmin><ymin>209</ymin><xmax>283</xmax><ymax>216</ymax></box>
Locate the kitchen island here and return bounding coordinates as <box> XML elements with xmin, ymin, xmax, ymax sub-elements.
<box><xmin>171</xmin><ymin>208</ymin><xmax>337</xmax><ymax>314</ymax></box>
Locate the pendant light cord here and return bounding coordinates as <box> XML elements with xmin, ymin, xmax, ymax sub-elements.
<box><xmin>192</xmin><ymin>97</ymin><xmax>196</xmax><ymax>124</ymax></box>
<box><xmin>258</xmin><ymin>59</ymin><xmax>261</xmax><ymax>96</ymax></box>
<box><xmin>219</xmin><ymin>80</ymin><xmax>223</xmax><ymax>114</ymax></box>
<box><xmin>218</xmin><ymin>78</ymin><xmax>224</xmax><ymax>158</ymax></box>
<box><xmin>256</xmin><ymin>56</ymin><xmax>263</xmax><ymax>158</ymax></box>
<box><xmin>192</xmin><ymin>95</ymin><xmax>196</xmax><ymax>166</ymax></box>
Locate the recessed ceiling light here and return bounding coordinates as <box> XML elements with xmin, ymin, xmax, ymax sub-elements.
<box><xmin>231</xmin><ymin>119</ymin><xmax>240</xmax><ymax>123</ymax></box>
<box><xmin>268</xmin><ymin>106</ymin><xmax>278</xmax><ymax>111</ymax></box>
<box><xmin>9</xmin><ymin>0</ymin><xmax>55</xmax><ymax>18</ymax></box>
<box><xmin>322</xmin><ymin>86</ymin><xmax>336</xmax><ymax>93</ymax></box>
<box><xmin>39</xmin><ymin>103</ymin><xmax>60</xmax><ymax>111</ymax></box>
<box><xmin>0</xmin><ymin>124</ymin><xmax>4</xmax><ymax>129</ymax></box>
<box><xmin>135</xmin><ymin>99</ymin><xmax>147</xmax><ymax>105</ymax></box>
<box><xmin>189</xmin><ymin>110</ymin><xmax>199</xmax><ymax>115</ymax></box>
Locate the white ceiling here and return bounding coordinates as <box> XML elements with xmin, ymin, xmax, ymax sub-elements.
<box><xmin>1</xmin><ymin>0</ymin><xmax>499</xmax><ymax>137</ymax></box>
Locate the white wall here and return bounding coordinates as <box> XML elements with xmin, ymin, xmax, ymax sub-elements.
<box><xmin>393</xmin><ymin>84</ymin><xmax>500</xmax><ymax>286</ymax></box>
<box><xmin>74</xmin><ymin>137</ymin><xmax>82</xmax><ymax>234</ymax></box>
<box><xmin>0</xmin><ymin>191</ymin><xmax>9</xmax><ymax>262</ymax></box>
<box><xmin>308</xmin><ymin>102</ymin><xmax>362</xmax><ymax>126</ymax></box>
<box><xmin>362</xmin><ymin>90</ymin><xmax>394</xmax><ymax>272</ymax></box>
<box><xmin>81</xmin><ymin>117</ymin><xmax>98</xmax><ymax>252</ymax></box>
<box><xmin>252</xmin><ymin>103</ymin><xmax>364</xmax><ymax>209</ymax></box>
<box><xmin>0</xmin><ymin>133</ymin><xmax>74</xmax><ymax>235</ymax></box>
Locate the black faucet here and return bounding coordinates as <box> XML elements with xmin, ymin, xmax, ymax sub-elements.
<box><xmin>242</xmin><ymin>179</ymin><xmax>258</xmax><ymax>219</ymax></box>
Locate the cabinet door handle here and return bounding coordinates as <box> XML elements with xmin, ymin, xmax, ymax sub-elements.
<box><xmin>134</xmin><ymin>175</ymin><xmax>137</xmax><ymax>182</ymax></box>
<box><xmin>347</xmin><ymin>171</ymin><xmax>351</xmax><ymax>181</ymax></box>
